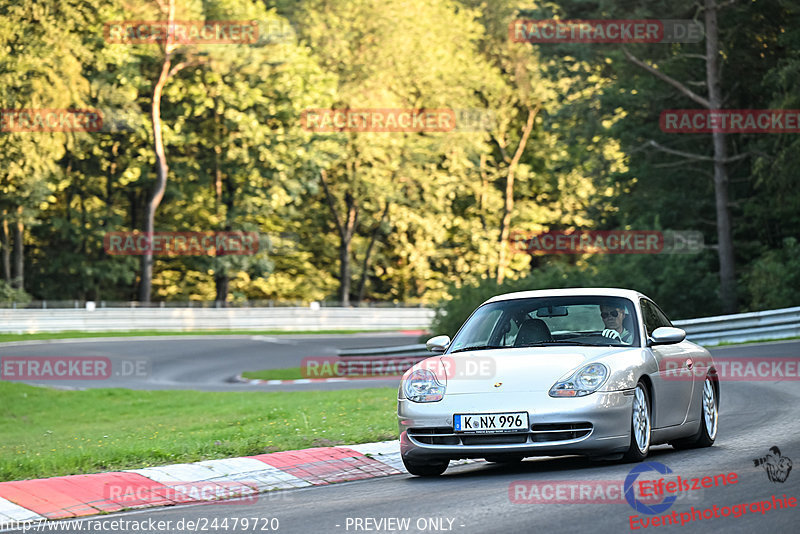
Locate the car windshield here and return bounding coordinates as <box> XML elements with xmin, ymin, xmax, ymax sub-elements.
<box><xmin>448</xmin><ymin>296</ymin><xmax>640</xmax><ymax>352</ymax></box>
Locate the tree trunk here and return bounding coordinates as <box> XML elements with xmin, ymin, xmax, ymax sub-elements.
<box><xmin>212</xmin><ymin>99</ymin><xmax>232</xmax><ymax>305</ymax></box>
<box><xmin>214</xmin><ymin>273</ymin><xmax>230</xmax><ymax>306</ymax></box>
<box><xmin>213</xmin><ymin>123</ymin><xmax>225</xmax><ymax>305</ymax></box>
<box><xmin>139</xmin><ymin>0</ymin><xmax>182</xmax><ymax>303</ymax></box>
<box><xmin>104</xmin><ymin>142</ymin><xmax>119</xmax><ymax>229</ymax></box>
<box><xmin>139</xmin><ymin>57</ymin><xmax>172</xmax><ymax>302</ymax></box>
<box><xmin>338</xmin><ymin>192</ymin><xmax>357</xmax><ymax>306</ymax></box>
<box><xmin>478</xmin><ymin>154</ymin><xmax>488</xmax><ymax>231</ymax></box>
<box><xmin>705</xmin><ymin>0</ymin><xmax>737</xmax><ymax>313</ymax></box>
<box><xmin>356</xmin><ymin>202</ymin><xmax>390</xmax><ymax>304</ymax></box>
<box><xmin>339</xmin><ymin>236</ymin><xmax>352</xmax><ymax>306</ymax></box>
<box><xmin>319</xmin><ymin>169</ymin><xmax>357</xmax><ymax>306</ymax></box>
<box><xmin>496</xmin><ymin>166</ymin><xmax>516</xmax><ymax>285</ymax></box>
<box><xmin>496</xmin><ymin>107</ymin><xmax>538</xmax><ymax>284</ymax></box>
<box><xmin>12</xmin><ymin>207</ymin><xmax>23</xmax><ymax>290</ymax></box>
<box><xmin>0</xmin><ymin>212</ymin><xmax>10</xmax><ymax>283</ymax></box>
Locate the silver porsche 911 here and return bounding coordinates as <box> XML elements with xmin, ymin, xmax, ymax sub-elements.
<box><xmin>398</xmin><ymin>288</ymin><xmax>719</xmax><ymax>476</ymax></box>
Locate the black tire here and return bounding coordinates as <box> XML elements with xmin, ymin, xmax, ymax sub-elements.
<box><xmin>622</xmin><ymin>380</ymin><xmax>652</xmax><ymax>463</ymax></box>
<box><xmin>402</xmin><ymin>456</ymin><xmax>449</xmax><ymax>476</ymax></box>
<box><xmin>671</xmin><ymin>376</ymin><xmax>718</xmax><ymax>450</ymax></box>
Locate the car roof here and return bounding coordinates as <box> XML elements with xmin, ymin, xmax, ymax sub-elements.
<box><xmin>482</xmin><ymin>287</ymin><xmax>650</xmax><ymax>306</ymax></box>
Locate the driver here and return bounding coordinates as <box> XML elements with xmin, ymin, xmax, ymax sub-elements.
<box><xmin>600</xmin><ymin>304</ymin><xmax>633</xmax><ymax>344</ymax></box>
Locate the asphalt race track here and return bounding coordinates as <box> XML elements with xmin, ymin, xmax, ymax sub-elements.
<box><xmin>0</xmin><ymin>335</ymin><xmax>797</xmax><ymax>392</ymax></box>
<box><xmin>0</xmin><ymin>333</ymin><xmax>418</xmax><ymax>391</ymax></box>
<box><xmin>1</xmin><ymin>338</ymin><xmax>799</xmax><ymax>533</ymax></box>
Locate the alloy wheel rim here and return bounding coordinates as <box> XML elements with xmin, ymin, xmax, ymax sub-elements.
<box><xmin>633</xmin><ymin>385</ymin><xmax>650</xmax><ymax>452</ymax></box>
<box><xmin>703</xmin><ymin>378</ymin><xmax>718</xmax><ymax>440</ymax></box>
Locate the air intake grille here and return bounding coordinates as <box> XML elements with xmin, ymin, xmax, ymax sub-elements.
<box><xmin>529</xmin><ymin>423</ymin><xmax>593</xmax><ymax>442</ymax></box>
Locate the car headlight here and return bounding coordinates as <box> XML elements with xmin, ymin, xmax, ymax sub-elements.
<box><xmin>549</xmin><ymin>363</ymin><xmax>608</xmax><ymax>397</ymax></box>
<box><xmin>403</xmin><ymin>369</ymin><xmax>446</xmax><ymax>402</ymax></box>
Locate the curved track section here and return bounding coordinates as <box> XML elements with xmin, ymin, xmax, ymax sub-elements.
<box><xmin>0</xmin><ymin>333</ymin><xmax>415</xmax><ymax>391</ymax></box>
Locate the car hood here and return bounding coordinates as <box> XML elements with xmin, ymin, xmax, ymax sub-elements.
<box><xmin>442</xmin><ymin>346</ymin><xmax>636</xmax><ymax>394</ymax></box>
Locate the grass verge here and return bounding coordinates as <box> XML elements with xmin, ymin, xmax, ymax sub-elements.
<box><xmin>0</xmin><ymin>382</ymin><xmax>397</xmax><ymax>482</ymax></box>
<box><xmin>0</xmin><ymin>329</ymin><xmax>387</xmax><ymax>343</ymax></box>
<box><xmin>240</xmin><ymin>368</ymin><xmax>305</xmax><ymax>381</ymax></box>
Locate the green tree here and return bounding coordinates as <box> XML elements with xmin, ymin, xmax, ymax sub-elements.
<box><xmin>293</xmin><ymin>0</ymin><xmax>496</xmax><ymax>304</ymax></box>
<box><xmin>0</xmin><ymin>0</ymin><xmax>96</xmax><ymax>291</ymax></box>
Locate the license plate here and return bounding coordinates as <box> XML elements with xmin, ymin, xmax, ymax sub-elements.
<box><xmin>454</xmin><ymin>412</ymin><xmax>528</xmax><ymax>433</ymax></box>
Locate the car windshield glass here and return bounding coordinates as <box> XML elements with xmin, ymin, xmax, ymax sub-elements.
<box><xmin>448</xmin><ymin>296</ymin><xmax>640</xmax><ymax>352</ymax></box>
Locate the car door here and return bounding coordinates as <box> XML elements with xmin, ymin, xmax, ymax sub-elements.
<box><xmin>641</xmin><ymin>299</ymin><xmax>696</xmax><ymax>428</ymax></box>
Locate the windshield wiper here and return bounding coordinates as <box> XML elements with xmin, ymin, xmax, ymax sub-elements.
<box><xmin>450</xmin><ymin>345</ymin><xmax>505</xmax><ymax>353</ymax></box>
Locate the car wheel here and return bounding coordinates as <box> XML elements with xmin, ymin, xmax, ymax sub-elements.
<box><xmin>671</xmin><ymin>376</ymin><xmax>718</xmax><ymax>450</ymax></box>
<box><xmin>622</xmin><ymin>380</ymin><xmax>651</xmax><ymax>462</ymax></box>
<box><xmin>402</xmin><ymin>456</ymin><xmax>449</xmax><ymax>476</ymax></box>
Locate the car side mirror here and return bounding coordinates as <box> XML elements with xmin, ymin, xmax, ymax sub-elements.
<box><xmin>426</xmin><ymin>335</ymin><xmax>451</xmax><ymax>354</ymax></box>
<box><xmin>649</xmin><ymin>327</ymin><xmax>686</xmax><ymax>346</ymax></box>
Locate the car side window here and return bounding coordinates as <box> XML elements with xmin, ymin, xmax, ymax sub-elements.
<box><xmin>640</xmin><ymin>299</ymin><xmax>671</xmax><ymax>337</ymax></box>
<box><xmin>651</xmin><ymin>302</ymin><xmax>673</xmax><ymax>329</ymax></box>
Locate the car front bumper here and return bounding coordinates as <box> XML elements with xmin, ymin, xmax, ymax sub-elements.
<box><xmin>398</xmin><ymin>389</ymin><xmax>633</xmax><ymax>461</ymax></box>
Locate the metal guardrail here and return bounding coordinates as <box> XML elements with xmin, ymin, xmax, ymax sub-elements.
<box><xmin>338</xmin><ymin>344</ymin><xmax>428</xmax><ymax>359</ymax></box>
<box><xmin>674</xmin><ymin>305</ymin><xmax>800</xmax><ymax>346</ymax></box>
<box><xmin>0</xmin><ymin>307</ymin><xmax>435</xmax><ymax>334</ymax></box>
